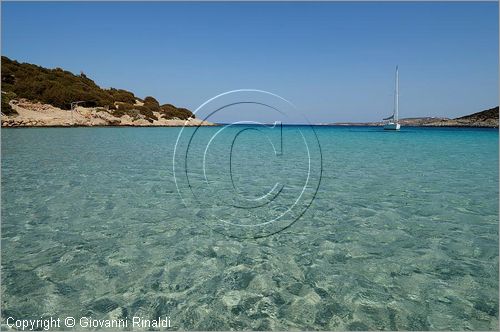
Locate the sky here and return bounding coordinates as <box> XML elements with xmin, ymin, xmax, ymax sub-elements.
<box><xmin>1</xmin><ymin>1</ymin><xmax>498</xmax><ymax>123</ymax></box>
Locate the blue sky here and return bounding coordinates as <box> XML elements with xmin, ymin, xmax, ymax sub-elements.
<box><xmin>2</xmin><ymin>1</ymin><xmax>498</xmax><ymax>123</ymax></box>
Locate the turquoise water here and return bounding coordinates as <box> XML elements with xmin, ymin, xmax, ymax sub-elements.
<box><xmin>1</xmin><ymin>126</ymin><xmax>498</xmax><ymax>330</ymax></box>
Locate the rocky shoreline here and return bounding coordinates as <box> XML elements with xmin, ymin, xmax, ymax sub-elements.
<box><xmin>3</xmin><ymin>100</ymin><xmax>497</xmax><ymax>129</ymax></box>
<box><xmin>1</xmin><ymin>100</ymin><xmax>215</xmax><ymax>128</ymax></box>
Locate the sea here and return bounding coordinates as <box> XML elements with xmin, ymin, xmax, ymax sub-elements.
<box><xmin>1</xmin><ymin>125</ymin><xmax>498</xmax><ymax>330</ymax></box>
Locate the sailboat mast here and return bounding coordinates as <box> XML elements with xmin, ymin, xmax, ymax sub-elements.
<box><xmin>395</xmin><ymin>66</ymin><xmax>399</xmax><ymax>122</ymax></box>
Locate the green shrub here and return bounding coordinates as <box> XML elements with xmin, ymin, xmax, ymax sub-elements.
<box><xmin>108</xmin><ymin>88</ymin><xmax>136</xmax><ymax>104</ymax></box>
<box><xmin>112</xmin><ymin>108</ymin><xmax>140</xmax><ymax>119</ymax></box>
<box><xmin>2</xmin><ymin>73</ymin><xmax>15</xmax><ymax>85</ymax></box>
<box><xmin>115</xmin><ymin>102</ymin><xmax>136</xmax><ymax>111</ymax></box>
<box><xmin>143</xmin><ymin>96</ymin><xmax>161</xmax><ymax>112</ymax></box>
<box><xmin>113</xmin><ymin>103</ymin><xmax>157</xmax><ymax>122</ymax></box>
<box><xmin>136</xmin><ymin>105</ymin><xmax>158</xmax><ymax>122</ymax></box>
<box><xmin>1</xmin><ymin>91</ymin><xmax>17</xmax><ymax>115</ymax></box>
<box><xmin>177</xmin><ymin>107</ymin><xmax>194</xmax><ymax>119</ymax></box>
<box><xmin>144</xmin><ymin>96</ymin><xmax>159</xmax><ymax>105</ymax></box>
<box><xmin>159</xmin><ymin>104</ymin><xmax>194</xmax><ymax>120</ymax></box>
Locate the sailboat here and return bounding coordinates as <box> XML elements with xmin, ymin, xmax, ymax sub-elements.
<box><xmin>383</xmin><ymin>66</ymin><xmax>401</xmax><ymax>130</ymax></box>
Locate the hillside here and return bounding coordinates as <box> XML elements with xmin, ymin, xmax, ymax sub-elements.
<box><xmin>456</xmin><ymin>106</ymin><xmax>499</xmax><ymax>122</ymax></box>
<box><xmin>1</xmin><ymin>56</ymin><xmax>200</xmax><ymax>126</ymax></box>
<box><xmin>419</xmin><ymin>106</ymin><xmax>499</xmax><ymax>127</ymax></box>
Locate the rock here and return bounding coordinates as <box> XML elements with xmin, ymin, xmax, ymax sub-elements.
<box><xmin>222</xmin><ymin>291</ymin><xmax>242</xmax><ymax>308</ymax></box>
<box><xmin>303</xmin><ymin>289</ymin><xmax>321</xmax><ymax>305</ymax></box>
<box><xmin>247</xmin><ymin>274</ymin><xmax>276</xmax><ymax>296</ymax></box>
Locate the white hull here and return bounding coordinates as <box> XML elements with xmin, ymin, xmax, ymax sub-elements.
<box><xmin>384</xmin><ymin>122</ymin><xmax>400</xmax><ymax>130</ymax></box>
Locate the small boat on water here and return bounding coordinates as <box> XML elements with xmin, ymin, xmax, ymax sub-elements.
<box><xmin>383</xmin><ymin>66</ymin><xmax>401</xmax><ymax>131</ymax></box>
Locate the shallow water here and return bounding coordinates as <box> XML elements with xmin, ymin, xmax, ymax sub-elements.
<box><xmin>1</xmin><ymin>126</ymin><xmax>498</xmax><ymax>330</ymax></box>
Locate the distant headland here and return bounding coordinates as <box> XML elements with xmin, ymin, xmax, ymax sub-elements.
<box><xmin>328</xmin><ymin>106</ymin><xmax>499</xmax><ymax>128</ymax></box>
<box><xmin>1</xmin><ymin>56</ymin><xmax>214</xmax><ymax>127</ymax></box>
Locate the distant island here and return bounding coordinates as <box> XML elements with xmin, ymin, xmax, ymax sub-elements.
<box><xmin>328</xmin><ymin>106</ymin><xmax>499</xmax><ymax>128</ymax></box>
<box><xmin>1</xmin><ymin>56</ymin><xmax>213</xmax><ymax>127</ymax></box>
